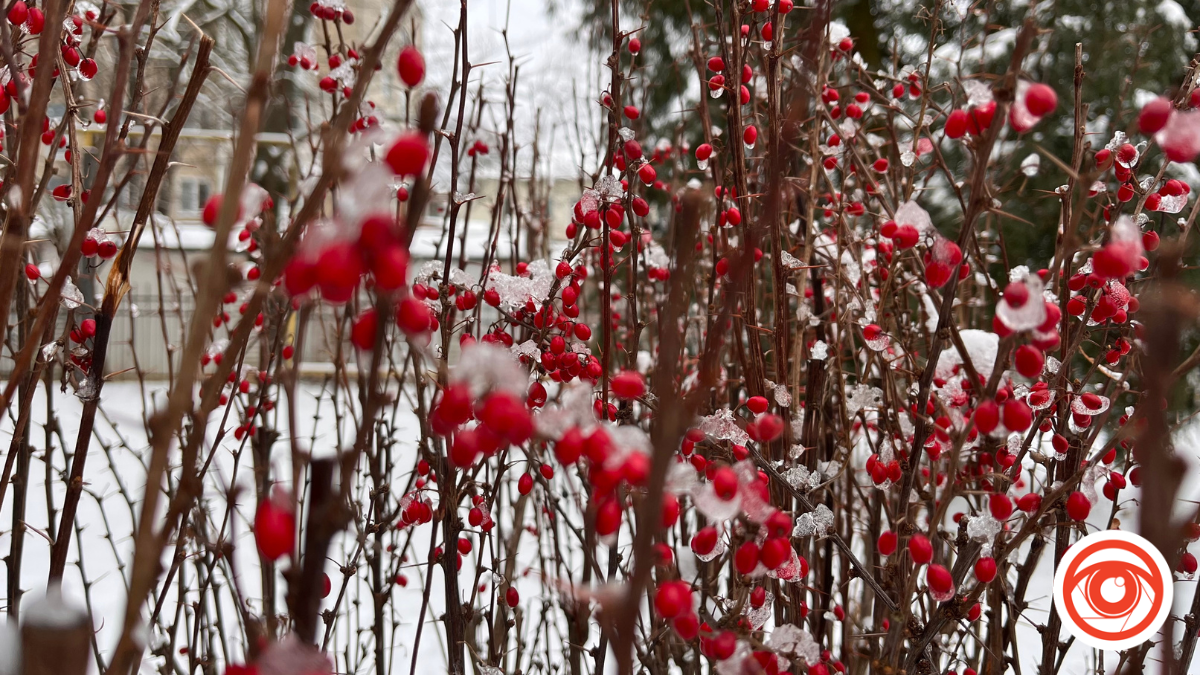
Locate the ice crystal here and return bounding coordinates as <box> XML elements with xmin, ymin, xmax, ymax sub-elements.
<box><xmin>485</xmin><ymin>259</ymin><xmax>554</xmax><ymax>311</ymax></box>
<box><xmin>692</xmin><ymin>482</ymin><xmax>741</xmax><ymax>522</ymax></box>
<box><xmin>810</xmin><ymin>341</ymin><xmax>829</xmax><ymax>360</ymax></box>
<box><xmin>743</xmin><ymin>591</ymin><xmax>774</xmax><ymax>630</ymax></box>
<box><xmin>1020</xmin><ymin>153</ymin><xmax>1040</xmax><ymax>176</ymax></box>
<box><xmin>780</xmin><ymin>250</ymin><xmax>805</xmax><ymax>270</ymax></box>
<box><xmin>967</xmin><ymin>514</ymin><xmax>1002</xmax><ymax>542</ymax></box>
<box><xmin>996</xmin><ymin>275</ymin><xmax>1047</xmax><ymax>331</ymax></box>
<box><xmin>595</xmin><ymin>175</ymin><xmax>625</xmax><ymax>201</ymax></box>
<box><xmin>845</xmin><ymin>384</ymin><xmax>884</xmax><ymax>417</ymax></box>
<box><xmin>698</xmin><ymin>408</ymin><xmax>750</xmax><ymax>445</ymax></box>
<box><xmin>894</xmin><ymin>200</ymin><xmax>932</xmax><ymax>232</ymax></box>
<box><xmin>453</xmin><ymin>342</ymin><xmax>528</xmax><ymax>397</ymax></box>
<box><xmin>60</xmin><ymin>279</ymin><xmax>84</xmax><ymax>309</ymax></box>
<box><xmin>768</xmin><ymin>624</ymin><xmax>820</xmax><ymax>665</ymax></box>
<box><xmin>793</xmin><ymin>504</ymin><xmax>834</xmax><ymax>538</ymax></box>
<box><xmin>765</xmin><ymin>379</ymin><xmax>792</xmax><ymax>407</ymax></box>
<box><xmin>963</xmin><ymin>80</ymin><xmax>994</xmax><ymax>107</ymax></box>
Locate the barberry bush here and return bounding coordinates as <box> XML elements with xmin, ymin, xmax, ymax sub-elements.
<box><xmin>2</xmin><ymin>1</ymin><xmax>1200</xmax><ymax>675</ymax></box>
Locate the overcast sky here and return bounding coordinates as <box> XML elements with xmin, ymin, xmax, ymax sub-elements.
<box><xmin>421</xmin><ymin>0</ymin><xmax>606</xmax><ymax>182</ymax></box>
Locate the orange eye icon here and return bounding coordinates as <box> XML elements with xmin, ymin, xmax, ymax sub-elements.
<box><xmin>1053</xmin><ymin>530</ymin><xmax>1173</xmax><ymax>650</ymax></box>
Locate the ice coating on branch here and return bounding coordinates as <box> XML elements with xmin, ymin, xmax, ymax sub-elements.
<box><xmin>666</xmin><ymin>461</ymin><xmax>698</xmax><ymax>493</ymax></box>
<box><xmin>840</xmin><ymin>249</ymin><xmax>862</xmax><ymax>287</ymax></box>
<box><xmin>845</xmin><ymin>384</ymin><xmax>884</xmax><ymax>417</ymax></box>
<box><xmin>793</xmin><ymin>504</ymin><xmax>834</xmax><ymax>538</ymax></box>
<box><xmin>485</xmin><ymin>259</ymin><xmax>555</xmax><ymax>310</ymax></box>
<box><xmin>967</xmin><ymin>514</ymin><xmax>1002</xmax><ymax>542</ymax></box>
<box><xmin>996</xmin><ymin>275</ymin><xmax>1047</xmax><ymax>332</ymax></box>
<box><xmin>785</xmin><ymin>465</ymin><xmax>821</xmax><ymax>491</ymax></box>
<box><xmin>610</xmin><ymin>425</ymin><xmax>653</xmax><ymax>458</ymax></box>
<box><xmin>453</xmin><ymin>343</ymin><xmax>528</xmax><ymax>397</ymax></box>
<box><xmin>60</xmin><ymin>278</ymin><xmax>84</xmax><ymax>309</ymax></box>
<box><xmin>810</xmin><ymin>341</ymin><xmax>829</xmax><ymax>360</ymax></box>
<box><xmin>733</xmin><ymin>460</ymin><xmax>777</xmax><ymax>523</ymax></box>
<box><xmin>780</xmin><ymin>250</ymin><xmax>805</xmax><ymax>270</ymax></box>
<box><xmin>894</xmin><ymin>200</ymin><xmax>932</xmax><ymax>232</ymax></box>
<box><xmin>511</xmin><ymin>339</ymin><xmax>540</xmax><ymax>361</ymax></box>
<box><xmin>579</xmin><ymin>189</ymin><xmax>600</xmax><ymax>214</ymax></box>
<box><xmin>743</xmin><ymin>591</ymin><xmax>774</xmax><ymax>630</ymax></box>
<box><xmin>1080</xmin><ymin>464</ymin><xmax>1102</xmax><ymax>505</ymax></box>
<box><xmin>765</xmin><ymin>379</ymin><xmax>792</xmax><ymax>407</ymax></box>
<box><xmin>768</xmin><ymin>624</ymin><xmax>821</xmax><ymax>665</ymax></box>
<box><xmin>1158</xmin><ymin>192</ymin><xmax>1188</xmax><ymax>213</ymax></box>
<box><xmin>935</xmin><ymin>329</ymin><xmax>998</xmax><ymax>379</ymax></box>
<box><xmin>963</xmin><ymin>80</ymin><xmax>994</xmax><ymax>107</ymax></box>
<box><xmin>698</xmin><ymin>408</ymin><xmax>750</xmax><ymax>445</ymax></box>
<box><xmin>594</xmin><ymin>175</ymin><xmax>625</xmax><ymax>201</ymax></box>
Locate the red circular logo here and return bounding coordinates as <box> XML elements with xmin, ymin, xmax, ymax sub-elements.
<box><xmin>1053</xmin><ymin>530</ymin><xmax>1172</xmax><ymax>650</ymax></box>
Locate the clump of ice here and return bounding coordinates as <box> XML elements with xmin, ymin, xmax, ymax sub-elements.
<box><xmin>793</xmin><ymin>504</ymin><xmax>834</xmax><ymax>538</ymax></box>
<box><xmin>846</xmin><ymin>384</ymin><xmax>884</xmax><ymax>417</ymax></box>
<box><xmin>996</xmin><ymin>275</ymin><xmax>1047</xmax><ymax>331</ymax></box>
<box><xmin>967</xmin><ymin>514</ymin><xmax>1002</xmax><ymax>542</ymax></box>
<box><xmin>60</xmin><ymin>278</ymin><xmax>84</xmax><ymax>309</ymax></box>
<box><xmin>698</xmin><ymin>408</ymin><xmax>750</xmax><ymax>445</ymax></box>
<box><xmin>811</xmin><ymin>341</ymin><xmax>829</xmax><ymax>360</ymax></box>
<box><xmin>935</xmin><ymin>329</ymin><xmax>998</xmax><ymax>379</ymax></box>
<box><xmin>765</xmin><ymin>379</ymin><xmax>792</xmax><ymax>407</ymax></box>
<box><xmin>452</xmin><ymin>342</ymin><xmax>527</xmax><ymax>397</ymax></box>
<box><xmin>692</xmin><ymin>482</ymin><xmax>741</xmax><ymax>522</ymax></box>
<box><xmin>894</xmin><ymin>200</ymin><xmax>932</xmax><ymax>232</ymax></box>
<box><xmin>743</xmin><ymin>591</ymin><xmax>774</xmax><ymax>630</ymax></box>
<box><xmin>485</xmin><ymin>259</ymin><xmax>554</xmax><ymax>310</ymax></box>
<box><xmin>785</xmin><ymin>465</ymin><xmax>820</xmax><ymax>491</ymax></box>
<box><xmin>768</xmin><ymin>624</ymin><xmax>821</xmax><ymax>666</ymax></box>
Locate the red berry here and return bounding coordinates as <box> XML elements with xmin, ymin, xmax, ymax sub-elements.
<box><xmin>926</xmin><ymin>563</ymin><xmax>953</xmax><ymax>595</ymax></box>
<box><xmin>1014</xmin><ymin>345</ymin><xmax>1045</xmax><ymax>378</ymax></box>
<box><xmin>1066</xmin><ymin>491</ymin><xmax>1091</xmax><ymax>521</ymax></box>
<box><xmin>1024</xmin><ymin>83</ymin><xmax>1057</xmax><ymax>117</ymax></box>
<box><xmin>397</xmin><ymin>45</ymin><xmax>425</xmax><ymax>87</ymax></box>
<box><xmin>908</xmin><ymin>534</ymin><xmax>932</xmax><ymax>564</ymax></box>
<box><xmin>612</xmin><ymin>370</ymin><xmax>645</xmax><ymax>400</ymax></box>
<box><xmin>254</xmin><ymin>496</ymin><xmax>296</xmax><ymax>561</ymax></box>
<box><xmin>975</xmin><ymin>557</ymin><xmax>997</xmax><ymax>583</ymax></box>
<box><xmin>1138</xmin><ymin>96</ymin><xmax>1173</xmax><ymax>134</ymax></box>
<box><xmin>385</xmin><ymin>133</ymin><xmax>430</xmax><ymax>176</ymax></box>
<box><xmin>877</xmin><ymin>530</ymin><xmax>897</xmax><ymax>556</ymax></box>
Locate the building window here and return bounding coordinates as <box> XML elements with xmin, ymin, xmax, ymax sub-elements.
<box><xmin>178</xmin><ymin>177</ymin><xmax>211</xmax><ymax>216</ymax></box>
